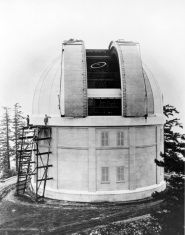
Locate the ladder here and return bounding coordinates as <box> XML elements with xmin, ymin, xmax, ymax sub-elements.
<box><xmin>16</xmin><ymin>126</ymin><xmax>36</xmax><ymax>195</ymax></box>
<box><xmin>34</xmin><ymin>126</ymin><xmax>53</xmax><ymax>201</ymax></box>
<box><xmin>16</xmin><ymin>125</ymin><xmax>53</xmax><ymax>201</ymax></box>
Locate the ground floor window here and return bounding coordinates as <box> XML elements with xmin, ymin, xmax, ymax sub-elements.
<box><xmin>116</xmin><ymin>166</ymin><xmax>124</xmax><ymax>182</ymax></box>
<box><xmin>101</xmin><ymin>167</ymin><xmax>109</xmax><ymax>183</ymax></box>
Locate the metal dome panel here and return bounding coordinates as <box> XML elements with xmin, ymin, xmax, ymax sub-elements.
<box><xmin>62</xmin><ymin>40</ymin><xmax>87</xmax><ymax>117</ymax></box>
<box><xmin>32</xmin><ymin>57</ymin><xmax>61</xmax><ymax>116</ymax></box>
<box><xmin>110</xmin><ymin>41</ymin><xmax>154</xmax><ymax>117</ymax></box>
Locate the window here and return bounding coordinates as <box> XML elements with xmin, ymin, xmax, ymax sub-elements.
<box><xmin>117</xmin><ymin>131</ymin><xmax>124</xmax><ymax>146</ymax></box>
<box><xmin>101</xmin><ymin>131</ymin><xmax>109</xmax><ymax>146</ymax></box>
<box><xmin>101</xmin><ymin>167</ymin><xmax>109</xmax><ymax>183</ymax></box>
<box><xmin>116</xmin><ymin>166</ymin><xmax>124</xmax><ymax>182</ymax></box>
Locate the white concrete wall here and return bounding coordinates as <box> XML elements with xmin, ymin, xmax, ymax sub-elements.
<box><xmin>58</xmin><ymin>149</ymin><xmax>88</xmax><ymax>190</ymax></box>
<box><xmin>135</xmin><ymin>146</ymin><xmax>156</xmax><ymax>188</ymax></box>
<box><xmin>35</xmin><ymin>124</ymin><xmax>164</xmax><ymax>201</ymax></box>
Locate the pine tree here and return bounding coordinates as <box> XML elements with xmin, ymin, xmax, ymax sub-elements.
<box><xmin>12</xmin><ymin>103</ymin><xmax>25</xmax><ymax>171</ymax></box>
<box><xmin>153</xmin><ymin>104</ymin><xmax>185</xmax><ymax>235</ymax></box>
<box><xmin>0</xmin><ymin>107</ymin><xmax>13</xmax><ymax>176</ymax></box>
<box><xmin>156</xmin><ymin>105</ymin><xmax>185</xmax><ymax>173</ymax></box>
<box><xmin>0</xmin><ymin>136</ymin><xmax>4</xmax><ymax>176</ymax></box>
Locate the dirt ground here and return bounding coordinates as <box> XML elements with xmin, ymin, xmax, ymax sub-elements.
<box><xmin>0</xmin><ymin>186</ymin><xmax>163</xmax><ymax>235</ymax></box>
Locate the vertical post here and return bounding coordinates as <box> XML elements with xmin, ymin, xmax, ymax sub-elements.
<box><xmin>36</xmin><ymin>129</ymin><xmax>39</xmax><ymax>200</ymax></box>
<box><xmin>50</xmin><ymin>127</ymin><xmax>58</xmax><ymax>189</ymax></box>
<box><xmin>129</xmin><ymin>127</ymin><xmax>136</xmax><ymax>190</ymax></box>
<box><xmin>42</xmin><ymin>127</ymin><xmax>52</xmax><ymax>198</ymax></box>
<box><xmin>60</xmin><ymin>46</ymin><xmax>65</xmax><ymax>116</ymax></box>
<box><xmin>156</xmin><ymin>125</ymin><xmax>162</xmax><ymax>184</ymax></box>
<box><xmin>24</xmin><ymin>130</ymin><xmax>31</xmax><ymax>194</ymax></box>
<box><xmin>88</xmin><ymin>127</ymin><xmax>96</xmax><ymax>192</ymax></box>
<box><xmin>16</xmin><ymin>128</ymin><xmax>24</xmax><ymax>195</ymax></box>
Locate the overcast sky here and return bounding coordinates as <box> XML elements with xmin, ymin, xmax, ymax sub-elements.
<box><xmin>0</xmin><ymin>0</ymin><xmax>185</xmax><ymax>126</ymax></box>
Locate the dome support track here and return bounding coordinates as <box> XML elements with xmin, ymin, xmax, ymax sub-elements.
<box><xmin>16</xmin><ymin>125</ymin><xmax>53</xmax><ymax>202</ymax></box>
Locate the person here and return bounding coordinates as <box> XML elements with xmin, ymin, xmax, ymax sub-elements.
<box><xmin>44</xmin><ymin>114</ymin><xmax>51</xmax><ymax>125</ymax></box>
<box><xmin>26</xmin><ymin>115</ymin><xmax>30</xmax><ymax>127</ymax></box>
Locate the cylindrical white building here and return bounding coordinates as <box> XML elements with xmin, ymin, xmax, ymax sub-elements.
<box><xmin>31</xmin><ymin>39</ymin><xmax>166</xmax><ymax>202</ymax></box>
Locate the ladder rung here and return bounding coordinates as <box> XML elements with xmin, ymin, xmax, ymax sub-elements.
<box><xmin>20</xmin><ymin>154</ymin><xmax>32</xmax><ymax>156</ymax></box>
<box><xmin>17</xmin><ymin>187</ymin><xmax>26</xmax><ymax>191</ymax></box>
<box><xmin>36</xmin><ymin>151</ymin><xmax>52</xmax><ymax>155</ymax></box>
<box><xmin>19</xmin><ymin>160</ymin><xmax>31</xmax><ymax>163</ymax></box>
<box><xmin>20</xmin><ymin>161</ymin><xmax>30</xmax><ymax>164</ymax></box>
<box><xmin>17</xmin><ymin>188</ymin><xmax>25</xmax><ymax>192</ymax></box>
<box><xmin>22</xmin><ymin>140</ymin><xmax>34</xmax><ymax>142</ymax></box>
<box><xmin>17</xmin><ymin>179</ymin><xmax>27</xmax><ymax>183</ymax></box>
<box><xmin>17</xmin><ymin>185</ymin><xmax>26</xmax><ymax>188</ymax></box>
<box><xmin>35</xmin><ymin>137</ymin><xmax>51</xmax><ymax>141</ymax></box>
<box><xmin>18</xmin><ymin>149</ymin><xmax>36</xmax><ymax>152</ymax></box>
<box><xmin>28</xmin><ymin>173</ymin><xmax>36</xmax><ymax>176</ymax></box>
<box><xmin>18</xmin><ymin>171</ymin><xmax>31</xmax><ymax>175</ymax></box>
<box><xmin>17</xmin><ymin>184</ymin><xmax>26</xmax><ymax>188</ymax></box>
<box><xmin>18</xmin><ymin>175</ymin><xmax>27</xmax><ymax>178</ymax></box>
<box><xmin>27</xmin><ymin>125</ymin><xmax>35</xmax><ymax>129</ymax></box>
<box><xmin>19</xmin><ymin>157</ymin><xmax>32</xmax><ymax>160</ymax></box>
<box><xmin>19</xmin><ymin>170</ymin><xmax>29</xmax><ymax>173</ymax></box>
<box><xmin>24</xmin><ymin>129</ymin><xmax>35</xmax><ymax>132</ymax></box>
<box><xmin>19</xmin><ymin>136</ymin><xmax>34</xmax><ymax>139</ymax></box>
<box><xmin>17</xmin><ymin>183</ymin><xmax>26</xmax><ymax>187</ymax></box>
<box><xmin>23</xmin><ymin>126</ymin><xmax>35</xmax><ymax>130</ymax></box>
<box><xmin>18</xmin><ymin>173</ymin><xmax>27</xmax><ymax>176</ymax></box>
<box><xmin>19</xmin><ymin>158</ymin><xmax>31</xmax><ymax>161</ymax></box>
<box><xmin>18</xmin><ymin>170</ymin><xmax>27</xmax><ymax>173</ymax></box>
<box><xmin>37</xmin><ymin>164</ymin><xmax>52</xmax><ymax>169</ymax></box>
<box><xmin>37</xmin><ymin>177</ymin><xmax>53</xmax><ymax>182</ymax></box>
<box><xmin>17</xmin><ymin>188</ymin><xmax>26</xmax><ymax>192</ymax></box>
<box><xmin>20</xmin><ymin>160</ymin><xmax>35</xmax><ymax>164</ymax></box>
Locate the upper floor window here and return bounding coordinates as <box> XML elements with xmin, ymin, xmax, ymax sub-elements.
<box><xmin>117</xmin><ymin>131</ymin><xmax>124</xmax><ymax>146</ymax></box>
<box><xmin>116</xmin><ymin>166</ymin><xmax>124</xmax><ymax>182</ymax></box>
<box><xmin>101</xmin><ymin>167</ymin><xmax>109</xmax><ymax>183</ymax></box>
<box><xmin>101</xmin><ymin>131</ymin><xmax>109</xmax><ymax>146</ymax></box>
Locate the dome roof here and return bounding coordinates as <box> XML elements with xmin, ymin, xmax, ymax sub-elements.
<box><xmin>32</xmin><ymin>39</ymin><xmax>163</xmax><ymax>119</ymax></box>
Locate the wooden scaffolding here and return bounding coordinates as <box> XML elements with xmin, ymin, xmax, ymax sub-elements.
<box><xmin>16</xmin><ymin>125</ymin><xmax>52</xmax><ymax>201</ymax></box>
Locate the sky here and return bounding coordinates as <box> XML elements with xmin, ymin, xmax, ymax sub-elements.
<box><xmin>0</xmin><ymin>0</ymin><xmax>185</xmax><ymax>126</ymax></box>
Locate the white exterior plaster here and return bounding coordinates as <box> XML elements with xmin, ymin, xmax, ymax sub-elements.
<box><xmin>34</xmin><ymin>181</ymin><xmax>166</xmax><ymax>202</ymax></box>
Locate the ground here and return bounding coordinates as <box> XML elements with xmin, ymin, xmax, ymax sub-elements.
<box><xmin>0</xmin><ymin>180</ymin><xmax>164</xmax><ymax>235</ymax></box>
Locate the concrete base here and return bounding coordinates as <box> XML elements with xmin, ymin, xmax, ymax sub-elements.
<box><xmin>34</xmin><ymin>181</ymin><xmax>166</xmax><ymax>202</ymax></box>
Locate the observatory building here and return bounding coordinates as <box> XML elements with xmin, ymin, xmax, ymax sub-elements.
<box><xmin>31</xmin><ymin>39</ymin><xmax>166</xmax><ymax>202</ymax></box>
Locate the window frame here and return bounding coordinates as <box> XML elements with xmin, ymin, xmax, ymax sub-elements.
<box><xmin>117</xmin><ymin>131</ymin><xmax>124</xmax><ymax>146</ymax></box>
<box><xmin>101</xmin><ymin>167</ymin><xmax>110</xmax><ymax>183</ymax></box>
<box><xmin>101</xmin><ymin>131</ymin><xmax>109</xmax><ymax>146</ymax></box>
<box><xmin>116</xmin><ymin>166</ymin><xmax>124</xmax><ymax>182</ymax></box>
